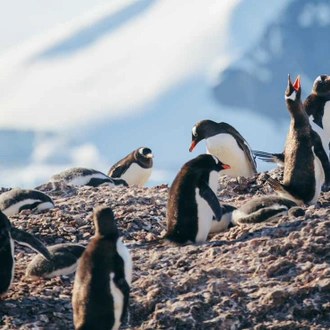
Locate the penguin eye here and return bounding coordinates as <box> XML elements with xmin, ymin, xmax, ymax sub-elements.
<box><xmin>192</xmin><ymin>127</ymin><xmax>198</xmax><ymax>137</ymax></box>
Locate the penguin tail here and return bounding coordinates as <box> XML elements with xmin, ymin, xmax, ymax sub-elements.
<box><xmin>253</xmin><ymin>150</ymin><xmax>284</xmax><ymax>165</ymax></box>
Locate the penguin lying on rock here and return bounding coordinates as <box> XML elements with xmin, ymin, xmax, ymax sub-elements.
<box><xmin>50</xmin><ymin>167</ymin><xmax>128</xmax><ymax>187</ymax></box>
<box><xmin>0</xmin><ymin>211</ymin><xmax>51</xmax><ymax>299</ymax></box>
<box><xmin>26</xmin><ymin>243</ymin><xmax>85</xmax><ymax>279</ymax></box>
<box><xmin>0</xmin><ymin>188</ymin><xmax>54</xmax><ymax>217</ymax></box>
<box><xmin>209</xmin><ymin>196</ymin><xmax>300</xmax><ymax>234</ymax></box>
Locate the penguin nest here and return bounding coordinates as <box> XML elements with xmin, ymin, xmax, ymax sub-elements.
<box><xmin>1</xmin><ymin>167</ymin><xmax>330</xmax><ymax>330</ymax></box>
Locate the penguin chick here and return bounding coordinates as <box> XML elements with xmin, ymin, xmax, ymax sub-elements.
<box><xmin>72</xmin><ymin>206</ymin><xmax>132</xmax><ymax>330</ymax></box>
<box><xmin>108</xmin><ymin>147</ymin><xmax>153</xmax><ymax>187</ymax></box>
<box><xmin>189</xmin><ymin>120</ymin><xmax>257</xmax><ymax>178</ymax></box>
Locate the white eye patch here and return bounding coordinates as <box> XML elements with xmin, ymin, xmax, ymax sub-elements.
<box><xmin>192</xmin><ymin>126</ymin><xmax>197</xmax><ymax>137</ymax></box>
<box><xmin>316</xmin><ymin>76</ymin><xmax>322</xmax><ymax>83</ymax></box>
<box><xmin>285</xmin><ymin>90</ymin><xmax>296</xmax><ymax>101</ymax></box>
<box><xmin>212</xmin><ymin>155</ymin><xmax>219</xmax><ymax>164</ymax></box>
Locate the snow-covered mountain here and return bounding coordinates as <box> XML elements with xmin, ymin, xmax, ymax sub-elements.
<box><xmin>0</xmin><ymin>0</ymin><xmax>326</xmax><ymax>188</ymax></box>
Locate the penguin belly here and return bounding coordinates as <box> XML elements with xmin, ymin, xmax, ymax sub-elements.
<box><xmin>109</xmin><ymin>272</ymin><xmax>124</xmax><ymax>330</ymax></box>
<box><xmin>311</xmin><ymin>149</ymin><xmax>325</xmax><ymax>204</ymax></box>
<box><xmin>2</xmin><ymin>199</ymin><xmax>46</xmax><ymax>217</ymax></box>
<box><xmin>119</xmin><ymin>163</ymin><xmax>152</xmax><ymax>187</ymax></box>
<box><xmin>67</xmin><ymin>173</ymin><xmax>112</xmax><ymax>186</ymax></box>
<box><xmin>209</xmin><ymin>212</ymin><xmax>232</xmax><ymax>233</ymax></box>
<box><xmin>322</xmin><ymin>101</ymin><xmax>330</xmax><ymax>139</ymax></box>
<box><xmin>116</xmin><ymin>239</ymin><xmax>132</xmax><ymax>285</ymax></box>
<box><xmin>309</xmin><ymin>119</ymin><xmax>330</xmax><ymax>157</ymax></box>
<box><xmin>206</xmin><ymin>134</ymin><xmax>253</xmax><ymax>177</ymax></box>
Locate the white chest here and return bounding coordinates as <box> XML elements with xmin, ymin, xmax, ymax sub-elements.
<box><xmin>206</xmin><ymin>134</ymin><xmax>254</xmax><ymax>177</ymax></box>
<box><xmin>120</xmin><ymin>163</ymin><xmax>152</xmax><ymax>187</ymax></box>
<box><xmin>322</xmin><ymin>101</ymin><xmax>330</xmax><ymax>140</ymax></box>
<box><xmin>311</xmin><ymin>148</ymin><xmax>324</xmax><ymax>204</ymax></box>
<box><xmin>194</xmin><ymin>171</ymin><xmax>219</xmax><ymax>242</ymax></box>
<box><xmin>309</xmin><ymin>117</ymin><xmax>330</xmax><ymax>158</ymax></box>
<box><xmin>116</xmin><ymin>239</ymin><xmax>132</xmax><ymax>285</ymax></box>
<box><xmin>109</xmin><ymin>272</ymin><xmax>124</xmax><ymax>330</ymax></box>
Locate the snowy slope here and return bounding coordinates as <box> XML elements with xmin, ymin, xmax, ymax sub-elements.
<box><xmin>0</xmin><ymin>0</ymin><xmax>292</xmax><ymax>188</ymax></box>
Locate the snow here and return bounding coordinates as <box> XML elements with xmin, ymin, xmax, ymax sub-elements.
<box><xmin>0</xmin><ymin>0</ymin><xmax>291</xmax><ymax>188</ymax></box>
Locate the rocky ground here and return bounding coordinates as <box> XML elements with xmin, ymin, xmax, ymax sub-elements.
<box><xmin>0</xmin><ymin>168</ymin><xmax>330</xmax><ymax>330</ymax></box>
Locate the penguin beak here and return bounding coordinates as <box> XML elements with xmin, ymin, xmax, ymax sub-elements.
<box><xmin>221</xmin><ymin>164</ymin><xmax>230</xmax><ymax>169</ymax></box>
<box><xmin>293</xmin><ymin>75</ymin><xmax>300</xmax><ymax>91</ymax></box>
<box><xmin>146</xmin><ymin>153</ymin><xmax>153</xmax><ymax>158</ymax></box>
<box><xmin>189</xmin><ymin>140</ymin><xmax>196</xmax><ymax>152</ymax></box>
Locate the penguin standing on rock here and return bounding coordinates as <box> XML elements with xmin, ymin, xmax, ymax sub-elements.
<box><xmin>50</xmin><ymin>167</ymin><xmax>127</xmax><ymax>187</ymax></box>
<box><xmin>107</xmin><ymin>147</ymin><xmax>153</xmax><ymax>187</ymax></box>
<box><xmin>189</xmin><ymin>120</ymin><xmax>257</xmax><ymax>178</ymax></box>
<box><xmin>72</xmin><ymin>206</ymin><xmax>132</xmax><ymax>330</ymax></box>
<box><xmin>26</xmin><ymin>243</ymin><xmax>85</xmax><ymax>279</ymax></box>
<box><xmin>266</xmin><ymin>75</ymin><xmax>324</xmax><ymax>205</ymax></box>
<box><xmin>0</xmin><ymin>211</ymin><xmax>51</xmax><ymax>299</ymax></box>
<box><xmin>0</xmin><ymin>188</ymin><xmax>54</xmax><ymax>217</ymax></box>
<box><xmin>166</xmin><ymin>154</ymin><xmax>230</xmax><ymax>244</ymax></box>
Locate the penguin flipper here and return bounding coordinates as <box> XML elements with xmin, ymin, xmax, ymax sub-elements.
<box><xmin>114</xmin><ymin>277</ymin><xmax>130</xmax><ymax>323</ymax></box>
<box><xmin>199</xmin><ymin>182</ymin><xmax>222</xmax><ymax>221</ymax></box>
<box><xmin>234</xmin><ymin>206</ymin><xmax>288</xmax><ymax>224</ymax></box>
<box><xmin>253</xmin><ymin>150</ymin><xmax>285</xmax><ymax>165</ymax></box>
<box><xmin>10</xmin><ymin>227</ymin><xmax>51</xmax><ymax>260</ymax></box>
<box><xmin>108</xmin><ymin>163</ymin><xmax>129</xmax><ymax>178</ymax></box>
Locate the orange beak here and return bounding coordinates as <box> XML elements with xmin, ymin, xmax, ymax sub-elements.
<box><xmin>189</xmin><ymin>140</ymin><xmax>196</xmax><ymax>152</ymax></box>
<box><xmin>222</xmin><ymin>164</ymin><xmax>231</xmax><ymax>169</ymax></box>
<box><xmin>293</xmin><ymin>75</ymin><xmax>300</xmax><ymax>91</ymax></box>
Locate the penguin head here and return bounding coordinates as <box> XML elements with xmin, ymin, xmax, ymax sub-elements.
<box><xmin>312</xmin><ymin>74</ymin><xmax>330</xmax><ymax>96</ymax></box>
<box><xmin>138</xmin><ymin>147</ymin><xmax>153</xmax><ymax>159</ymax></box>
<box><xmin>210</xmin><ymin>155</ymin><xmax>231</xmax><ymax>172</ymax></box>
<box><xmin>93</xmin><ymin>206</ymin><xmax>119</xmax><ymax>238</ymax></box>
<box><xmin>285</xmin><ymin>74</ymin><xmax>301</xmax><ymax>102</ymax></box>
<box><xmin>189</xmin><ymin>120</ymin><xmax>218</xmax><ymax>152</ymax></box>
<box><xmin>192</xmin><ymin>154</ymin><xmax>230</xmax><ymax>173</ymax></box>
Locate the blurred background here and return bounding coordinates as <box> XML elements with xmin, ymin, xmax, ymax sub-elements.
<box><xmin>0</xmin><ymin>0</ymin><xmax>329</xmax><ymax>188</ymax></box>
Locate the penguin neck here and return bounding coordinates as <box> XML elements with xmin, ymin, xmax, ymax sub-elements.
<box><xmin>286</xmin><ymin>101</ymin><xmax>309</xmax><ymax>126</ymax></box>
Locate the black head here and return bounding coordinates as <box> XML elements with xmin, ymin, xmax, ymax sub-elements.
<box><xmin>93</xmin><ymin>206</ymin><xmax>119</xmax><ymax>238</ymax></box>
<box><xmin>138</xmin><ymin>147</ymin><xmax>153</xmax><ymax>159</ymax></box>
<box><xmin>311</xmin><ymin>74</ymin><xmax>330</xmax><ymax>97</ymax></box>
<box><xmin>285</xmin><ymin>74</ymin><xmax>301</xmax><ymax>102</ymax></box>
<box><xmin>188</xmin><ymin>154</ymin><xmax>230</xmax><ymax>173</ymax></box>
<box><xmin>189</xmin><ymin>120</ymin><xmax>218</xmax><ymax>152</ymax></box>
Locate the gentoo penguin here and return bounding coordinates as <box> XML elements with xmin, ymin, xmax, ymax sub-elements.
<box><xmin>0</xmin><ymin>188</ymin><xmax>54</xmax><ymax>217</ymax></box>
<box><xmin>166</xmin><ymin>154</ymin><xmax>230</xmax><ymax>244</ymax></box>
<box><xmin>266</xmin><ymin>75</ymin><xmax>324</xmax><ymax>205</ymax></box>
<box><xmin>254</xmin><ymin>74</ymin><xmax>330</xmax><ymax>190</ymax></box>
<box><xmin>50</xmin><ymin>167</ymin><xmax>128</xmax><ymax>187</ymax></box>
<box><xmin>0</xmin><ymin>211</ymin><xmax>51</xmax><ymax>299</ymax></box>
<box><xmin>189</xmin><ymin>120</ymin><xmax>257</xmax><ymax>178</ymax></box>
<box><xmin>107</xmin><ymin>147</ymin><xmax>153</xmax><ymax>187</ymax></box>
<box><xmin>72</xmin><ymin>206</ymin><xmax>132</xmax><ymax>330</ymax></box>
<box><xmin>209</xmin><ymin>196</ymin><xmax>297</xmax><ymax>233</ymax></box>
<box><xmin>305</xmin><ymin>74</ymin><xmax>330</xmax><ymax>138</ymax></box>
<box><xmin>26</xmin><ymin>243</ymin><xmax>85</xmax><ymax>279</ymax></box>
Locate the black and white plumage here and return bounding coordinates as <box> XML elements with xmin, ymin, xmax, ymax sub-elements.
<box><xmin>72</xmin><ymin>206</ymin><xmax>132</xmax><ymax>330</ymax></box>
<box><xmin>50</xmin><ymin>167</ymin><xmax>128</xmax><ymax>187</ymax></box>
<box><xmin>166</xmin><ymin>154</ymin><xmax>230</xmax><ymax>244</ymax></box>
<box><xmin>254</xmin><ymin>75</ymin><xmax>330</xmax><ymax>190</ymax></box>
<box><xmin>0</xmin><ymin>188</ymin><xmax>54</xmax><ymax>217</ymax></box>
<box><xmin>189</xmin><ymin>120</ymin><xmax>257</xmax><ymax>178</ymax></box>
<box><xmin>305</xmin><ymin>74</ymin><xmax>330</xmax><ymax>139</ymax></box>
<box><xmin>107</xmin><ymin>147</ymin><xmax>153</xmax><ymax>187</ymax></box>
<box><xmin>209</xmin><ymin>196</ymin><xmax>298</xmax><ymax>234</ymax></box>
<box><xmin>266</xmin><ymin>75</ymin><xmax>324</xmax><ymax>205</ymax></box>
<box><xmin>0</xmin><ymin>211</ymin><xmax>51</xmax><ymax>299</ymax></box>
<box><xmin>25</xmin><ymin>243</ymin><xmax>85</xmax><ymax>279</ymax></box>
